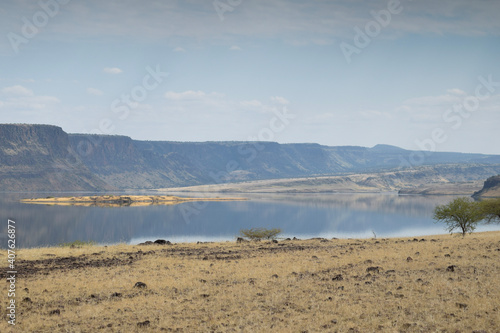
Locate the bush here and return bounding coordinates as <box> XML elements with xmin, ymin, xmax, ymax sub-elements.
<box><xmin>239</xmin><ymin>228</ymin><xmax>282</xmax><ymax>240</ymax></box>
<box><xmin>433</xmin><ymin>197</ymin><xmax>484</xmax><ymax>237</ymax></box>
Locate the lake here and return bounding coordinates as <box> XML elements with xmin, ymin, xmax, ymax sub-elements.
<box><xmin>1</xmin><ymin>192</ymin><xmax>499</xmax><ymax>248</ymax></box>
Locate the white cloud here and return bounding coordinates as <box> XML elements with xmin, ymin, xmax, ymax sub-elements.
<box><xmin>165</xmin><ymin>90</ymin><xmax>223</xmax><ymax>101</ymax></box>
<box><xmin>86</xmin><ymin>87</ymin><xmax>104</xmax><ymax>96</ymax></box>
<box><xmin>1</xmin><ymin>85</ymin><xmax>34</xmax><ymax>96</ymax></box>
<box><xmin>173</xmin><ymin>46</ymin><xmax>186</xmax><ymax>52</ymax></box>
<box><xmin>230</xmin><ymin>45</ymin><xmax>242</xmax><ymax>51</ymax></box>
<box><xmin>359</xmin><ymin>110</ymin><xmax>391</xmax><ymax>119</ymax></box>
<box><xmin>402</xmin><ymin>93</ymin><xmax>462</xmax><ymax>107</ymax></box>
<box><xmin>271</xmin><ymin>96</ymin><xmax>290</xmax><ymax>105</ymax></box>
<box><xmin>103</xmin><ymin>67</ymin><xmax>123</xmax><ymax>74</ymax></box>
<box><xmin>446</xmin><ymin>88</ymin><xmax>466</xmax><ymax>96</ymax></box>
<box><xmin>0</xmin><ymin>85</ymin><xmax>59</xmax><ymax>110</ymax></box>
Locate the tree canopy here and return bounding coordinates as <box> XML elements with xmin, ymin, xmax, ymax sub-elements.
<box><xmin>433</xmin><ymin>197</ymin><xmax>484</xmax><ymax>237</ymax></box>
<box><xmin>479</xmin><ymin>198</ymin><xmax>500</xmax><ymax>224</ymax></box>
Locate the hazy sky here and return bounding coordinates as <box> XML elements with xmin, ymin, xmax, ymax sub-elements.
<box><xmin>1</xmin><ymin>0</ymin><xmax>499</xmax><ymax>154</ymax></box>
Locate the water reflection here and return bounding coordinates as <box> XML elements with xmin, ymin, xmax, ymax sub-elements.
<box><xmin>1</xmin><ymin>192</ymin><xmax>498</xmax><ymax>248</ymax></box>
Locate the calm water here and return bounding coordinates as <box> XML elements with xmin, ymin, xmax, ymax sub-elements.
<box><xmin>1</xmin><ymin>192</ymin><xmax>499</xmax><ymax>248</ymax></box>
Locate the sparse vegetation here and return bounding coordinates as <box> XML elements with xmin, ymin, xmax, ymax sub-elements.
<box><xmin>433</xmin><ymin>197</ymin><xmax>484</xmax><ymax>237</ymax></box>
<box><xmin>239</xmin><ymin>227</ymin><xmax>282</xmax><ymax>240</ymax></box>
<box><xmin>1</xmin><ymin>232</ymin><xmax>499</xmax><ymax>332</ymax></box>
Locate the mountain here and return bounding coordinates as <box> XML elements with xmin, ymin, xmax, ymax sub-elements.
<box><xmin>2</xmin><ymin>123</ymin><xmax>500</xmax><ymax>191</ymax></box>
<box><xmin>473</xmin><ymin>175</ymin><xmax>500</xmax><ymax>198</ymax></box>
<box><xmin>0</xmin><ymin>124</ymin><xmax>113</xmax><ymax>191</ymax></box>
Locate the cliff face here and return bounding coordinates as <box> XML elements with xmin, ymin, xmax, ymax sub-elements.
<box><xmin>0</xmin><ymin>124</ymin><xmax>112</xmax><ymax>191</ymax></box>
<box><xmin>473</xmin><ymin>175</ymin><xmax>500</xmax><ymax>198</ymax></box>
<box><xmin>3</xmin><ymin>124</ymin><xmax>500</xmax><ymax>191</ymax></box>
<box><xmin>68</xmin><ymin>135</ymin><xmax>204</xmax><ymax>189</ymax></box>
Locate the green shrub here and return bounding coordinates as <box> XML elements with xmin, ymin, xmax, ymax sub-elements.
<box><xmin>239</xmin><ymin>228</ymin><xmax>282</xmax><ymax>240</ymax></box>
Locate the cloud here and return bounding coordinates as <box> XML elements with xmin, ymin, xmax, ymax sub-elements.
<box><xmin>271</xmin><ymin>96</ymin><xmax>290</xmax><ymax>105</ymax></box>
<box><xmin>173</xmin><ymin>46</ymin><xmax>186</xmax><ymax>52</ymax></box>
<box><xmin>359</xmin><ymin>110</ymin><xmax>392</xmax><ymax>119</ymax></box>
<box><xmin>3</xmin><ymin>1</ymin><xmax>498</xmax><ymax>47</ymax></box>
<box><xmin>1</xmin><ymin>85</ymin><xmax>34</xmax><ymax>96</ymax></box>
<box><xmin>86</xmin><ymin>87</ymin><xmax>104</xmax><ymax>96</ymax></box>
<box><xmin>103</xmin><ymin>67</ymin><xmax>123</xmax><ymax>74</ymax></box>
<box><xmin>446</xmin><ymin>88</ymin><xmax>466</xmax><ymax>96</ymax></box>
<box><xmin>1</xmin><ymin>85</ymin><xmax>59</xmax><ymax>110</ymax></box>
<box><xmin>230</xmin><ymin>45</ymin><xmax>242</xmax><ymax>51</ymax></box>
<box><xmin>165</xmin><ymin>90</ymin><xmax>223</xmax><ymax>101</ymax></box>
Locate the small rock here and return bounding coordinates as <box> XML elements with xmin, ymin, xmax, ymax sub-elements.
<box><xmin>311</xmin><ymin>255</ymin><xmax>319</xmax><ymax>259</ymax></box>
<box><xmin>134</xmin><ymin>282</ymin><xmax>147</xmax><ymax>289</ymax></box>
<box><xmin>49</xmin><ymin>309</ymin><xmax>60</xmax><ymax>315</ymax></box>
<box><xmin>137</xmin><ymin>320</ymin><xmax>150</xmax><ymax>327</ymax></box>
<box><xmin>332</xmin><ymin>274</ymin><xmax>343</xmax><ymax>281</ymax></box>
<box><xmin>446</xmin><ymin>265</ymin><xmax>456</xmax><ymax>272</ymax></box>
<box><xmin>111</xmin><ymin>292</ymin><xmax>122</xmax><ymax>297</ymax></box>
<box><xmin>200</xmin><ymin>294</ymin><xmax>210</xmax><ymax>298</ymax></box>
<box><xmin>271</xmin><ymin>274</ymin><xmax>279</xmax><ymax>279</ymax></box>
<box><xmin>445</xmin><ymin>254</ymin><xmax>451</xmax><ymax>257</ymax></box>
<box><xmin>456</xmin><ymin>303</ymin><xmax>468</xmax><ymax>309</ymax></box>
<box><xmin>154</xmin><ymin>239</ymin><xmax>171</xmax><ymax>245</ymax></box>
<box><xmin>406</xmin><ymin>257</ymin><xmax>413</xmax><ymax>262</ymax></box>
<box><xmin>366</xmin><ymin>266</ymin><xmax>381</xmax><ymax>273</ymax></box>
<box><xmin>22</xmin><ymin>297</ymin><xmax>32</xmax><ymax>303</ymax></box>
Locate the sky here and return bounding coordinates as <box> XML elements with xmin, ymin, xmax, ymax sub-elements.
<box><xmin>1</xmin><ymin>0</ymin><xmax>499</xmax><ymax>154</ymax></box>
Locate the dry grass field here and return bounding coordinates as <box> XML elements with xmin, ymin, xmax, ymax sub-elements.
<box><xmin>1</xmin><ymin>231</ymin><xmax>499</xmax><ymax>332</ymax></box>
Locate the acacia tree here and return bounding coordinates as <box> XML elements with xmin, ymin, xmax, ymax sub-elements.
<box><xmin>480</xmin><ymin>198</ymin><xmax>500</xmax><ymax>224</ymax></box>
<box><xmin>433</xmin><ymin>197</ymin><xmax>484</xmax><ymax>237</ymax></box>
<box><xmin>239</xmin><ymin>228</ymin><xmax>282</xmax><ymax>240</ymax></box>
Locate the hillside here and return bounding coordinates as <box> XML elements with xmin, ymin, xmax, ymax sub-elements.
<box><xmin>159</xmin><ymin>164</ymin><xmax>500</xmax><ymax>194</ymax></box>
<box><xmin>70</xmin><ymin>133</ymin><xmax>500</xmax><ymax>190</ymax></box>
<box><xmin>473</xmin><ymin>175</ymin><xmax>500</xmax><ymax>198</ymax></box>
<box><xmin>2</xmin><ymin>123</ymin><xmax>500</xmax><ymax>192</ymax></box>
<box><xmin>0</xmin><ymin>124</ymin><xmax>112</xmax><ymax>191</ymax></box>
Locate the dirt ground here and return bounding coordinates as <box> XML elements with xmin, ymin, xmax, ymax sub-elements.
<box><xmin>1</xmin><ymin>232</ymin><xmax>499</xmax><ymax>332</ymax></box>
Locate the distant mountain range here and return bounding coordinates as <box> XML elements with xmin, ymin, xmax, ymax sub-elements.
<box><xmin>1</xmin><ymin>124</ymin><xmax>500</xmax><ymax>192</ymax></box>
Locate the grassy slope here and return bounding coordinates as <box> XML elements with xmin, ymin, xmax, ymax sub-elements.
<box><xmin>1</xmin><ymin>232</ymin><xmax>499</xmax><ymax>332</ymax></box>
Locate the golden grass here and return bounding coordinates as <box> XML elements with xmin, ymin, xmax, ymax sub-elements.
<box><xmin>20</xmin><ymin>195</ymin><xmax>246</xmax><ymax>207</ymax></box>
<box><xmin>1</xmin><ymin>232</ymin><xmax>499</xmax><ymax>332</ymax></box>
